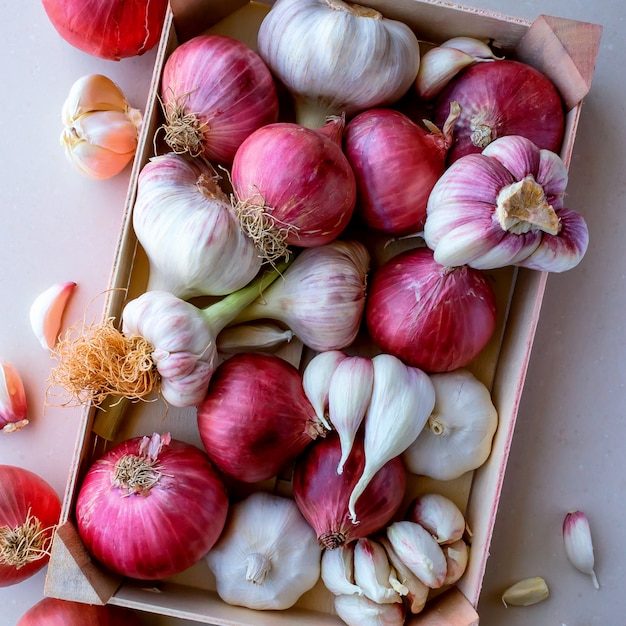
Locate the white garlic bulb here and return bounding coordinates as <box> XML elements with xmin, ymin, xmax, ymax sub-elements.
<box><xmin>61</xmin><ymin>74</ymin><xmax>142</xmax><ymax>180</ymax></box>
<box><xmin>403</xmin><ymin>368</ymin><xmax>498</xmax><ymax>481</ymax></box>
<box><xmin>257</xmin><ymin>0</ymin><xmax>420</xmax><ymax>129</ymax></box>
<box><xmin>205</xmin><ymin>492</ymin><xmax>322</xmax><ymax>610</ymax></box>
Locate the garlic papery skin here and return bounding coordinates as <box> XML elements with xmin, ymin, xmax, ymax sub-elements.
<box><xmin>232</xmin><ymin>240</ymin><xmax>370</xmax><ymax>352</ymax></box>
<box><xmin>334</xmin><ymin>593</ymin><xmax>406</xmax><ymax>626</ymax></box>
<box><xmin>61</xmin><ymin>74</ymin><xmax>142</xmax><ymax>180</ymax></box>
<box><xmin>424</xmin><ymin>135</ymin><xmax>587</xmax><ymax>272</ymax></box>
<box><xmin>205</xmin><ymin>492</ymin><xmax>322</xmax><ymax>610</ymax></box>
<box><xmin>302</xmin><ymin>350</ymin><xmax>348</xmax><ymax>430</ymax></box>
<box><xmin>353</xmin><ymin>538</ymin><xmax>403</xmax><ymax>605</ymax></box>
<box><xmin>347</xmin><ymin>354</ymin><xmax>435</xmax><ymax>522</ymax></box>
<box><xmin>29</xmin><ymin>281</ymin><xmax>76</xmax><ymax>350</ymax></box>
<box><xmin>386</xmin><ymin>521</ymin><xmax>447</xmax><ymax>589</ymax></box>
<box><xmin>216</xmin><ymin>322</ymin><xmax>293</xmax><ymax>355</ymax></box>
<box><xmin>328</xmin><ymin>356</ymin><xmax>374</xmax><ymax>474</ymax></box>
<box><xmin>405</xmin><ymin>493</ymin><xmax>466</xmax><ymax>545</ymax></box>
<box><xmin>501</xmin><ymin>577</ymin><xmax>550</xmax><ymax>607</ymax></box>
<box><xmin>0</xmin><ymin>361</ymin><xmax>28</xmax><ymax>433</ymax></box>
<box><xmin>133</xmin><ymin>153</ymin><xmax>262</xmax><ymax>299</ymax></box>
<box><xmin>257</xmin><ymin>0</ymin><xmax>420</xmax><ymax>129</ymax></box>
<box><xmin>379</xmin><ymin>536</ymin><xmax>430</xmax><ymax>614</ymax></box>
<box><xmin>403</xmin><ymin>368</ymin><xmax>498</xmax><ymax>481</ymax></box>
<box><xmin>321</xmin><ymin>543</ymin><xmax>362</xmax><ymax>596</ymax></box>
<box><xmin>563</xmin><ymin>510</ymin><xmax>600</xmax><ymax>589</ymax></box>
<box><xmin>442</xmin><ymin>539</ymin><xmax>469</xmax><ymax>586</ymax></box>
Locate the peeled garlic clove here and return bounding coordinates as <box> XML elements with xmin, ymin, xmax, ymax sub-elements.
<box><xmin>405</xmin><ymin>493</ymin><xmax>466</xmax><ymax>545</ymax></box>
<box><xmin>321</xmin><ymin>543</ymin><xmax>362</xmax><ymax>596</ymax></box>
<box><xmin>29</xmin><ymin>281</ymin><xmax>77</xmax><ymax>350</ymax></box>
<box><xmin>379</xmin><ymin>536</ymin><xmax>430</xmax><ymax>614</ymax></box>
<box><xmin>386</xmin><ymin>521</ymin><xmax>447</xmax><ymax>589</ymax></box>
<box><xmin>442</xmin><ymin>539</ymin><xmax>469</xmax><ymax>586</ymax></box>
<box><xmin>0</xmin><ymin>361</ymin><xmax>28</xmax><ymax>433</ymax></box>
<box><xmin>334</xmin><ymin>593</ymin><xmax>406</xmax><ymax>626</ymax></box>
<box><xmin>353</xmin><ymin>538</ymin><xmax>403</xmax><ymax>605</ymax></box>
<box><xmin>302</xmin><ymin>350</ymin><xmax>348</xmax><ymax>430</ymax></box>
<box><xmin>563</xmin><ymin>510</ymin><xmax>600</xmax><ymax>589</ymax></box>
<box><xmin>328</xmin><ymin>355</ymin><xmax>374</xmax><ymax>474</ymax></box>
<box><xmin>501</xmin><ymin>577</ymin><xmax>549</xmax><ymax>607</ymax></box>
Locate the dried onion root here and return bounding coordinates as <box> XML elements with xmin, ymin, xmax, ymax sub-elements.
<box><xmin>47</xmin><ymin>317</ymin><xmax>159</xmax><ymax>408</ymax></box>
<box><xmin>0</xmin><ymin>510</ymin><xmax>54</xmax><ymax>569</ymax></box>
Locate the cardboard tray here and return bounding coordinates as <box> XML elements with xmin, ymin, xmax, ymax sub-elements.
<box><xmin>44</xmin><ymin>1</ymin><xmax>601</xmax><ymax>624</ymax></box>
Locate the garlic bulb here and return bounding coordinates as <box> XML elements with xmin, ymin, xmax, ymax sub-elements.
<box><xmin>133</xmin><ymin>153</ymin><xmax>262</xmax><ymax>299</ymax></box>
<box><xmin>321</xmin><ymin>543</ymin><xmax>362</xmax><ymax>596</ymax></box>
<box><xmin>424</xmin><ymin>135</ymin><xmax>589</xmax><ymax>272</ymax></box>
<box><xmin>348</xmin><ymin>354</ymin><xmax>435</xmax><ymax>522</ymax></box>
<box><xmin>416</xmin><ymin>36</ymin><xmax>501</xmax><ymax>100</ymax></box>
<box><xmin>353</xmin><ymin>538</ymin><xmax>403</xmax><ymax>605</ymax></box>
<box><xmin>405</xmin><ymin>493</ymin><xmax>466</xmax><ymax>545</ymax></box>
<box><xmin>205</xmin><ymin>492</ymin><xmax>322</xmax><ymax>610</ymax></box>
<box><xmin>403</xmin><ymin>368</ymin><xmax>498</xmax><ymax>481</ymax></box>
<box><xmin>257</xmin><ymin>0</ymin><xmax>420</xmax><ymax>129</ymax></box>
<box><xmin>61</xmin><ymin>74</ymin><xmax>142</xmax><ymax>180</ymax></box>
<box><xmin>334</xmin><ymin>593</ymin><xmax>406</xmax><ymax>626</ymax></box>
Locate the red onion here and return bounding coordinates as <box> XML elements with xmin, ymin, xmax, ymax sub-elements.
<box><xmin>160</xmin><ymin>34</ymin><xmax>279</xmax><ymax>164</ymax></box>
<box><xmin>231</xmin><ymin>116</ymin><xmax>356</xmax><ymax>260</ymax></box>
<box><xmin>75</xmin><ymin>433</ymin><xmax>228</xmax><ymax>580</ymax></box>
<box><xmin>17</xmin><ymin>597</ymin><xmax>138</xmax><ymax>626</ymax></box>
<box><xmin>41</xmin><ymin>0</ymin><xmax>168</xmax><ymax>61</ymax></box>
<box><xmin>0</xmin><ymin>465</ymin><xmax>61</xmax><ymax>587</ymax></box>
<box><xmin>292</xmin><ymin>431</ymin><xmax>406</xmax><ymax>550</ymax></box>
<box><xmin>344</xmin><ymin>106</ymin><xmax>459</xmax><ymax>235</ymax></box>
<box><xmin>197</xmin><ymin>352</ymin><xmax>326</xmax><ymax>483</ymax></box>
<box><xmin>435</xmin><ymin>59</ymin><xmax>565</xmax><ymax>163</ymax></box>
<box><xmin>365</xmin><ymin>246</ymin><xmax>497</xmax><ymax>372</ymax></box>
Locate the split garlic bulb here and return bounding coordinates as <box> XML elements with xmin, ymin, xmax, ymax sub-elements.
<box><xmin>403</xmin><ymin>368</ymin><xmax>498</xmax><ymax>481</ymax></box>
<box><xmin>205</xmin><ymin>492</ymin><xmax>322</xmax><ymax>610</ymax></box>
<box><xmin>257</xmin><ymin>0</ymin><xmax>420</xmax><ymax>129</ymax></box>
<box><xmin>61</xmin><ymin>74</ymin><xmax>142</xmax><ymax>180</ymax></box>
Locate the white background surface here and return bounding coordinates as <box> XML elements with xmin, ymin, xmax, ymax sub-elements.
<box><xmin>0</xmin><ymin>1</ymin><xmax>623</xmax><ymax>625</ymax></box>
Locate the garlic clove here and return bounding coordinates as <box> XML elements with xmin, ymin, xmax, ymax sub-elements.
<box><xmin>405</xmin><ymin>493</ymin><xmax>466</xmax><ymax>545</ymax></box>
<box><xmin>66</xmin><ymin>110</ymin><xmax>140</xmax><ymax>155</ymax></box>
<box><xmin>439</xmin><ymin>36</ymin><xmax>502</xmax><ymax>59</ymax></box>
<box><xmin>321</xmin><ymin>543</ymin><xmax>363</xmax><ymax>596</ymax></box>
<box><xmin>29</xmin><ymin>281</ymin><xmax>77</xmax><ymax>350</ymax></box>
<box><xmin>563</xmin><ymin>510</ymin><xmax>600</xmax><ymax>589</ymax></box>
<box><xmin>501</xmin><ymin>577</ymin><xmax>550</xmax><ymax>607</ymax></box>
<box><xmin>386</xmin><ymin>520</ymin><xmax>447</xmax><ymax>589</ymax></box>
<box><xmin>62</xmin><ymin>136</ymin><xmax>136</xmax><ymax>180</ymax></box>
<box><xmin>328</xmin><ymin>355</ymin><xmax>374</xmax><ymax>474</ymax></box>
<box><xmin>416</xmin><ymin>46</ymin><xmax>475</xmax><ymax>100</ymax></box>
<box><xmin>379</xmin><ymin>536</ymin><xmax>430</xmax><ymax>614</ymax></box>
<box><xmin>442</xmin><ymin>539</ymin><xmax>469</xmax><ymax>586</ymax></box>
<box><xmin>217</xmin><ymin>322</ymin><xmax>293</xmax><ymax>354</ymax></box>
<box><xmin>353</xmin><ymin>538</ymin><xmax>403</xmax><ymax>604</ymax></box>
<box><xmin>302</xmin><ymin>350</ymin><xmax>348</xmax><ymax>430</ymax></box>
<box><xmin>334</xmin><ymin>592</ymin><xmax>406</xmax><ymax>626</ymax></box>
<box><xmin>0</xmin><ymin>360</ymin><xmax>28</xmax><ymax>433</ymax></box>
<box><xmin>61</xmin><ymin>74</ymin><xmax>134</xmax><ymax>125</ymax></box>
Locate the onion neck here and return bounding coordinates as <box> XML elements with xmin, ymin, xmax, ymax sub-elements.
<box><xmin>246</xmin><ymin>553</ymin><xmax>271</xmax><ymax>584</ymax></box>
<box><xmin>319</xmin><ymin>531</ymin><xmax>346</xmax><ymax>550</ymax></box>
<box><xmin>495</xmin><ymin>175</ymin><xmax>560</xmax><ymax>235</ymax></box>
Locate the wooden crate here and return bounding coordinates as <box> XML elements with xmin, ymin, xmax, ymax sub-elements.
<box><xmin>44</xmin><ymin>1</ymin><xmax>601</xmax><ymax>624</ymax></box>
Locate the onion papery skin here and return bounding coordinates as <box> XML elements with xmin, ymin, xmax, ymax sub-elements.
<box><xmin>0</xmin><ymin>465</ymin><xmax>61</xmax><ymax>587</ymax></box>
<box><xmin>435</xmin><ymin>60</ymin><xmax>565</xmax><ymax>164</ymax></box>
<box><xmin>344</xmin><ymin>108</ymin><xmax>452</xmax><ymax>235</ymax></box>
<box><xmin>292</xmin><ymin>432</ymin><xmax>406</xmax><ymax>550</ymax></box>
<box><xmin>231</xmin><ymin>120</ymin><xmax>357</xmax><ymax>249</ymax></box>
<box><xmin>365</xmin><ymin>247</ymin><xmax>497</xmax><ymax>373</ymax></box>
<box><xmin>41</xmin><ymin>0</ymin><xmax>168</xmax><ymax>61</ymax></box>
<box><xmin>160</xmin><ymin>35</ymin><xmax>279</xmax><ymax>164</ymax></box>
<box><xmin>197</xmin><ymin>352</ymin><xmax>325</xmax><ymax>483</ymax></box>
<box><xmin>17</xmin><ymin>597</ymin><xmax>139</xmax><ymax>626</ymax></box>
<box><xmin>75</xmin><ymin>436</ymin><xmax>228</xmax><ymax>580</ymax></box>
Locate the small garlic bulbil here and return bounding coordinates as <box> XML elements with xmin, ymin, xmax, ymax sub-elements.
<box><xmin>501</xmin><ymin>576</ymin><xmax>549</xmax><ymax>607</ymax></box>
<box><xmin>563</xmin><ymin>510</ymin><xmax>600</xmax><ymax>589</ymax></box>
<box><xmin>29</xmin><ymin>281</ymin><xmax>76</xmax><ymax>350</ymax></box>
<box><xmin>0</xmin><ymin>360</ymin><xmax>28</xmax><ymax>433</ymax></box>
<box><xmin>61</xmin><ymin>74</ymin><xmax>142</xmax><ymax>180</ymax></box>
